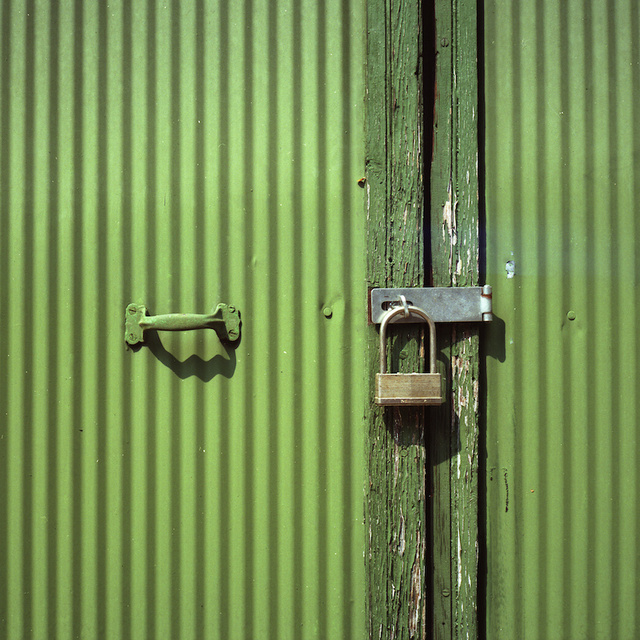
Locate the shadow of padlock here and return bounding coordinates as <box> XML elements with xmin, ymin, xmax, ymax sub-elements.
<box><xmin>375</xmin><ymin>305</ymin><xmax>443</xmax><ymax>406</ymax></box>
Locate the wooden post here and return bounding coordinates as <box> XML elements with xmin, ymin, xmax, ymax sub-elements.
<box><xmin>365</xmin><ymin>0</ymin><xmax>427</xmax><ymax>637</ymax></box>
<box><xmin>430</xmin><ymin>0</ymin><xmax>480</xmax><ymax>638</ymax></box>
<box><xmin>365</xmin><ymin>0</ymin><xmax>480</xmax><ymax>637</ymax></box>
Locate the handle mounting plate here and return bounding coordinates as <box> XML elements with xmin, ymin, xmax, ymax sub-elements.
<box><xmin>125</xmin><ymin>302</ymin><xmax>241</xmax><ymax>345</ymax></box>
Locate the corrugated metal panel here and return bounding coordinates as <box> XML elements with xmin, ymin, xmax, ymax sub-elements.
<box><xmin>0</xmin><ymin>1</ymin><xmax>366</xmax><ymax>638</ymax></box>
<box><xmin>484</xmin><ymin>0</ymin><xmax>640</xmax><ymax>638</ymax></box>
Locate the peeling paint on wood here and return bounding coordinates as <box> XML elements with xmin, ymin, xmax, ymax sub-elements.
<box><xmin>409</xmin><ymin>541</ymin><xmax>423</xmax><ymax>637</ymax></box>
<box><xmin>430</xmin><ymin>0</ymin><xmax>480</xmax><ymax>638</ymax></box>
<box><xmin>366</xmin><ymin>0</ymin><xmax>479</xmax><ymax>635</ymax></box>
<box><xmin>365</xmin><ymin>0</ymin><xmax>427</xmax><ymax>637</ymax></box>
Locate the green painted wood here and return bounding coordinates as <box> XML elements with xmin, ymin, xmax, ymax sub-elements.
<box><xmin>365</xmin><ymin>0</ymin><xmax>428</xmax><ymax>637</ymax></box>
<box><xmin>431</xmin><ymin>0</ymin><xmax>480</xmax><ymax>638</ymax></box>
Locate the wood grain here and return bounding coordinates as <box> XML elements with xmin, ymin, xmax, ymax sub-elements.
<box><xmin>430</xmin><ymin>0</ymin><xmax>480</xmax><ymax>638</ymax></box>
<box><xmin>365</xmin><ymin>0</ymin><xmax>427</xmax><ymax>637</ymax></box>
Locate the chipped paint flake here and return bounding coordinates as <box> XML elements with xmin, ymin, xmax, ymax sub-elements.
<box><xmin>506</xmin><ymin>259</ymin><xmax>516</xmax><ymax>278</ymax></box>
<box><xmin>457</xmin><ymin>530</ymin><xmax>463</xmax><ymax>589</ymax></box>
<box><xmin>442</xmin><ymin>179</ymin><xmax>458</xmax><ymax>246</ymax></box>
<box><xmin>408</xmin><ymin>540</ymin><xmax>422</xmax><ymax>637</ymax></box>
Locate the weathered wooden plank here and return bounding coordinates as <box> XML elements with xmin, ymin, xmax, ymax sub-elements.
<box><xmin>430</xmin><ymin>0</ymin><xmax>455</xmax><ymax>634</ymax></box>
<box><xmin>431</xmin><ymin>0</ymin><xmax>480</xmax><ymax>638</ymax></box>
<box><xmin>365</xmin><ymin>0</ymin><xmax>427</xmax><ymax>637</ymax></box>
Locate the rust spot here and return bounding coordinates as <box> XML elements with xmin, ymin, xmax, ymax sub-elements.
<box><xmin>504</xmin><ymin>469</ymin><xmax>509</xmax><ymax>512</ymax></box>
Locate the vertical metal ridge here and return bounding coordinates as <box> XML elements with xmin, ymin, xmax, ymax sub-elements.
<box><xmin>632</xmin><ymin>0</ymin><xmax>640</xmax><ymax>625</ymax></box>
<box><xmin>46</xmin><ymin>2</ymin><xmax>60</xmax><ymax>636</ymax></box>
<box><xmin>0</xmin><ymin>1</ymin><xmax>10</xmax><ymax>632</ymax></box>
<box><xmin>606</xmin><ymin>4</ymin><xmax>621</xmax><ymax>636</ymax></box>
<box><xmin>266</xmin><ymin>1</ymin><xmax>280</xmax><ymax>636</ymax></box>
<box><xmin>339</xmin><ymin>0</ymin><xmax>353</xmax><ymax>635</ymax></box>
<box><xmin>30</xmin><ymin>4</ymin><xmax>49</xmax><ymax>632</ymax></box>
<box><xmin>22</xmin><ymin>2</ymin><xmax>36</xmax><ymax>636</ymax></box>
<box><xmin>71</xmin><ymin>1</ymin><xmax>85</xmax><ymax>637</ymax></box>
<box><xmin>483</xmin><ymin>1</ymin><xmax>502</xmax><ymax>631</ymax></box>
<box><xmin>558</xmin><ymin>0</ymin><xmax>574</xmax><ymax>631</ymax></box>
<box><xmin>120</xmin><ymin>3</ymin><xmax>134</xmax><ymax>637</ymax></box>
<box><xmin>96</xmin><ymin>2</ymin><xmax>109</xmax><ymax>635</ymax></box>
<box><xmin>194</xmin><ymin>2</ymin><xmax>207</xmax><ymax>638</ymax></box>
<box><xmin>241</xmin><ymin>0</ymin><xmax>256</xmax><ymax>632</ymax></box>
<box><xmin>169</xmin><ymin>4</ymin><xmax>182</xmax><ymax>638</ymax></box>
<box><xmin>509</xmin><ymin>0</ymin><xmax>524</xmax><ymax>634</ymax></box>
<box><xmin>582</xmin><ymin>0</ymin><xmax>597</xmax><ymax>633</ymax></box>
<box><xmin>316</xmin><ymin>1</ymin><xmax>329</xmax><ymax>635</ymax></box>
<box><xmin>533</xmin><ymin>0</ymin><xmax>548</xmax><ymax>630</ymax></box>
<box><xmin>144</xmin><ymin>2</ymin><xmax>157</xmax><ymax>636</ymax></box>
<box><xmin>291</xmin><ymin>0</ymin><xmax>304</xmax><ymax>635</ymax></box>
<box><xmin>151</xmin><ymin>6</ymin><xmax>169</xmax><ymax>634</ymax></box>
<box><xmin>217</xmin><ymin>2</ymin><xmax>231</xmax><ymax>637</ymax></box>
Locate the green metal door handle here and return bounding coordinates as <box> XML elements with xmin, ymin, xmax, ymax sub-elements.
<box><xmin>125</xmin><ymin>303</ymin><xmax>241</xmax><ymax>345</ymax></box>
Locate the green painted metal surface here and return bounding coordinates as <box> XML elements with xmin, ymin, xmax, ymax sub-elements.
<box><xmin>0</xmin><ymin>1</ymin><xmax>366</xmax><ymax>638</ymax></box>
<box><xmin>484</xmin><ymin>0</ymin><xmax>640</xmax><ymax>638</ymax></box>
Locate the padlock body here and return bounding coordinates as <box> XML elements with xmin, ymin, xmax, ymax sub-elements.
<box><xmin>375</xmin><ymin>373</ymin><xmax>443</xmax><ymax>406</ymax></box>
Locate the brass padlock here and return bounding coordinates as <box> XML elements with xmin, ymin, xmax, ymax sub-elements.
<box><xmin>375</xmin><ymin>305</ymin><xmax>443</xmax><ymax>406</ymax></box>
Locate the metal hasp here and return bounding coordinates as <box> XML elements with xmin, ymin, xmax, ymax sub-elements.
<box><xmin>370</xmin><ymin>285</ymin><xmax>493</xmax><ymax>324</ymax></box>
<box><xmin>375</xmin><ymin>305</ymin><xmax>443</xmax><ymax>406</ymax></box>
<box><xmin>125</xmin><ymin>303</ymin><xmax>241</xmax><ymax>346</ymax></box>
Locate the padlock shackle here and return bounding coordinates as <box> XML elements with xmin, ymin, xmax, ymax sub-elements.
<box><xmin>379</xmin><ymin>305</ymin><xmax>437</xmax><ymax>374</ymax></box>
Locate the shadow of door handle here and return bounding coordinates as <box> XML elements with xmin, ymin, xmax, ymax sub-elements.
<box><xmin>125</xmin><ymin>303</ymin><xmax>241</xmax><ymax>346</ymax></box>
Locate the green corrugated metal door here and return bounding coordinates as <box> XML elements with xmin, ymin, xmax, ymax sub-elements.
<box><xmin>0</xmin><ymin>1</ymin><xmax>366</xmax><ymax>638</ymax></box>
<box><xmin>485</xmin><ymin>0</ymin><xmax>640</xmax><ymax>637</ymax></box>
